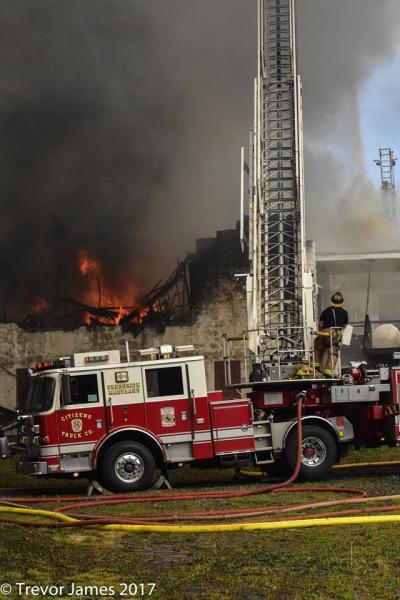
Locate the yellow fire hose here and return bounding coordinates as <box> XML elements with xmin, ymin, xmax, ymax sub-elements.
<box><xmin>239</xmin><ymin>460</ymin><xmax>400</xmax><ymax>479</ymax></box>
<box><xmin>333</xmin><ymin>460</ymin><xmax>400</xmax><ymax>470</ymax></box>
<box><xmin>3</xmin><ymin>506</ymin><xmax>400</xmax><ymax>533</ymax></box>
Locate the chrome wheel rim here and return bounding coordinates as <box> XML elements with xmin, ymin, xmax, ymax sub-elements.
<box><xmin>114</xmin><ymin>452</ymin><xmax>144</xmax><ymax>483</ymax></box>
<box><xmin>301</xmin><ymin>436</ymin><xmax>327</xmax><ymax>467</ymax></box>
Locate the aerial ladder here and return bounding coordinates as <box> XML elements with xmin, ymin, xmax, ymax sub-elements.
<box><xmin>374</xmin><ymin>148</ymin><xmax>398</xmax><ymax>226</ymax></box>
<box><xmin>240</xmin><ymin>0</ymin><xmax>316</xmax><ymax>380</ymax></box>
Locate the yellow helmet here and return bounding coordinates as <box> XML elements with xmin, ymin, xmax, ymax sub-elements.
<box><xmin>330</xmin><ymin>291</ymin><xmax>344</xmax><ymax>307</ymax></box>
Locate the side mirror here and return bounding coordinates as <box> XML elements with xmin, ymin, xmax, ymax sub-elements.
<box><xmin>61</xmin><ymin>375</ymin><xmax>71</xmax><ymax>407</ymax></box>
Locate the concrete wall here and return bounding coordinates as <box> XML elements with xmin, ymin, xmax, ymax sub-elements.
<box><xmin>0</xmin><ymin>278</ymin><xmax>247</xmax><ymax>410</ymax></box>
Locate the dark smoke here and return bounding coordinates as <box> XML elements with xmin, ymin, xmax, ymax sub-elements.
<box><xmin>0</xmin><ymin>1</ymin><xmax>255</xmax><ymax>319</ymax></box>
<box><xmin>0</xmin><ymin>1</ymin><xmax>399</xmax><ymax>319</ymax></box>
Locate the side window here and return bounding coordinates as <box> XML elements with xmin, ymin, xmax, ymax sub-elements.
<box><xmin>67</xmin><ymin>375</ymin><xmax>99</xmax><ymax>405</ymax></box>
<box><xmin>145</xmin><ymin>367</ymin><xmax>184</xmax><ymax>398</ymax></box>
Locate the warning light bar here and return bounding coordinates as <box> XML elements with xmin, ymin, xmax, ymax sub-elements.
<box><xmin>31</xmin><ymin>357</ymin><xmax>72</xmax><ymax>372</ymax></box>
<box><xmin>31</xmin><ymin>350</ymin><xmax>120</xmax><ymax>372</ymax></box>
<box><xmin>84</xmin><ymin>354</ymin><xmax>110</xmax><ymax>364</ymax></box>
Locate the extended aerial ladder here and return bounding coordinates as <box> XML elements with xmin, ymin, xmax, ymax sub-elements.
<box><xmin>374</xmin><ymin>148</ymin><xmax>397</xmax><ymax>225</ymax></box>
<box><xmin>240</xmin><ymin>0</ymin><xmax>316</xmax><ymax>378</ymax></box>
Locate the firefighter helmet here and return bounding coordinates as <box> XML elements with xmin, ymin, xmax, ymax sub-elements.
<box><xmin>330</xmin><ymin>291</ymin><xmax>344</xmax><ymax>307</ymax></box>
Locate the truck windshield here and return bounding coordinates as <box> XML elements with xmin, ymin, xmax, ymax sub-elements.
<box><xmin>25</xmin><ymin>377</ymin><xmax>55</xmax><ymax>413</ymax></box>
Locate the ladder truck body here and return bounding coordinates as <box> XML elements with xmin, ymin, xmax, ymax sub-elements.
<box><xmin>230</xmin><ymin>0</ymin><xmax>400</xmax><ymax>477</ymax></box>
<box><xmin>14</xmin><ymin>348</ymin><xmax>400</xmax><ymax>492</ymax></box>
<box><xmin>14</xmin><ymin>347</ymin><xmax>400</xmax><ymax>492</ymax></box>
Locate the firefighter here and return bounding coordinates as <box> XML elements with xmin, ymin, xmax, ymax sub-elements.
<box><xmin>314</xmin><ymin>291</ymin><xmax>348</xmax><ymax>378</ymax></box>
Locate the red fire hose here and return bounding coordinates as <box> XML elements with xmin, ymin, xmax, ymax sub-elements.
<box><xmin>1</xmin><ymin>397</ymin><xmax>400</xmax><ymax>531</ymax></box>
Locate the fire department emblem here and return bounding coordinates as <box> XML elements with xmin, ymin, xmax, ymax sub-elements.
<box><xmin>160</xmin><ymin>407</ymin><xmax>175</xmax><ymax>427</ymax></box>
<box><xmin>71</xmin><ymin>418</ymin><xmax>83</xmax><ymax>433</ymax></box>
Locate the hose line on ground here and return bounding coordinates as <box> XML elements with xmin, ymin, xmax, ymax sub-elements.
<box><xmin>239</xmin><ymin>460</ymin><xmax>400</xmax><ymax>479</ymax></box>
<box><xmin>2</xmin><ymin>396</ymin><xmax>400</xmax><ymax>533</ymax></box>
<box><xmin>3</xmin><ymin>505</ymin><xmax>400</xmax><ymax>533</ymax></box>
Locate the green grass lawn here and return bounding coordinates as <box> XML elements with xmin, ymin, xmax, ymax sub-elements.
<box><xmin>2</xmin><ymin>448</ymin><xmax>400</xmax><ymax>600</ymax></box>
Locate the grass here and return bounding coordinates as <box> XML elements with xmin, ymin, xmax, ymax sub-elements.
<box><xmin>2</xmin><ymin>448</ymin><xmax>400</xmax><ymax>599</ymax></box>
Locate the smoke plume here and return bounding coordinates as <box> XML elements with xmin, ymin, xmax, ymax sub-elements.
<box><xmin>297</xmin><ymin>0</ymin><xmax>400</xmax><ymax>251</ymax></box>
<box><xmin>0</xmin><ymin>1</ymin><xmax>399</xmax><ymax>319</ymax></box>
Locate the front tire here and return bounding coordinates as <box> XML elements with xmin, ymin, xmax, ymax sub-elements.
<box><xmin>99</xmin><ymin>441</ymin><xmax>155</xmax><ymax>492</ymax></box>
<box><xmin>285</xmin><ymin>424</ymin><xmax>337</xmax><ymax>481</ymax></box>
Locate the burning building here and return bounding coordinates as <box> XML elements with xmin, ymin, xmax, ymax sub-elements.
<box><xmin>0</xmin><ymin>223</ymin><xmax>249</xmax><ymax>410</ymax></box>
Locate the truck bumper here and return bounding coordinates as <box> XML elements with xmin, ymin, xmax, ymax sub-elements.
<box><xmin>16</xmin><ymin>460</ymin><xmax>48</xmax><ymax>476</ymax></box>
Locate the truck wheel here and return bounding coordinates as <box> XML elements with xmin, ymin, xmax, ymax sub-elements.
<box><xmin>99</xmin><ymin>441</ymin><xmax>155</xmax><ymax>492</ymax></box>
<box><xmin>285</xmin><ymin>425</ymin><xmax>337</xmax><ymax>481</ymax></box>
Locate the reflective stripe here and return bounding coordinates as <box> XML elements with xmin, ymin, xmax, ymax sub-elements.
<box><xmin>160</xmin><ymin>431</ymin><xmax>213</xmax><ymax>444</ymax></box>
<box><xmin>211</xmin><ymin>426</ymin><xmax>253</xmax><ymax>440</ymax></box>
<box><xmin>160</xmin><ymin>433</ymin><xmax>192</xmax><ymax>444</ymax></box>
<box><xmin>40</xmin><ymin>442</ymin><xmax>95</xmax><ymax>456</ymax></box>
<box><xmin>59</xmin><ymin>442</ymin><xmax>95</xmax><ymax>453</ymax></box>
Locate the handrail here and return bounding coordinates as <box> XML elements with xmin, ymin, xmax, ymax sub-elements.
<box><xmin>223</xmin><ymin>325</ymin><xmax>344</xmax><ymax>384</ymax></box>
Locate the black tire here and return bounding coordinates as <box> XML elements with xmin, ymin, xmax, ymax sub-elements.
<box><xmin>99</xmin><ymin>441</ymin><xmax>156</xmax><ymax>493</ymax></box>
<box><xmin>284</xmin><ymin>425</ymin><xmax>337</xmax><ymax>481</ymax></box>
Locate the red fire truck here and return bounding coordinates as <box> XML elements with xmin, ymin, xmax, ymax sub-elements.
<box><xmin>15</xmin><ymin>344</ymin><xmax>400</xmax><ymax>492</ymax></box>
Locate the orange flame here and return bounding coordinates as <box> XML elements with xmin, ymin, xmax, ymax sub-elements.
<box><xmin>77</xmin><ymin>248</ymin><xmax>137</xmax><ymax>325</ymax></box>
<box><xmin>31</xmin><ymin>297</ymin><xmax>50</xmax><ymax>314</ymax></box>
<box><xmin>77</xmin><ymin>249</ymin><xmax>100</xmax><ymax>276</ymax></box>
<box><xmin>132</xmin><ymin>302</ymin><xmax>160</xmax><ymax>325</ymax></box>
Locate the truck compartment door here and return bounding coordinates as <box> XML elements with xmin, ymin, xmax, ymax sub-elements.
<box><xmin>102</xmin><ymin>366</ymin><xmax>145</xmax><ymax>430</ymax></box>
<box><xmin>56</xmin><ymin>371</ymin><xmax>107</xmax><ymax>472</ymax></box>
<box><xmin>210</xmin><ymin>399</ymin><xmax>255</xmax><ymax>455</ymax></box>
<box><xmin>143</xmin><ymin>363</ymin><xmax>193</xmax><ymax>461</ymax></box>
<box><xmin>186</xmin><ymin>360</ymin><xmax>214</xmax><ymax>460</ymax></box>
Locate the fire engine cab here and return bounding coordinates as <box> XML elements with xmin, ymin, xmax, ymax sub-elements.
<box><xmin>18</xmin><ymin>345</ymin><xmax>264</xmax><ymax>492</ymax></box>
<box><xmin>16</xmin><ymin>345</ymin><xmax>400</xmax><ymax>492</ymax></box>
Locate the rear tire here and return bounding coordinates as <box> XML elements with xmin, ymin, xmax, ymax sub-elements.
<box><xmin>285</xmin><ymin>424</ymin><xmax>337</xmax><ymax>481</ymax></box>
<box><xmin>99</xmin><ymin>440</ymin><xmax>155</xmax><ymax>493</ymax></box>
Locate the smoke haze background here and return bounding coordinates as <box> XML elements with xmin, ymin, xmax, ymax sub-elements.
<box><xmin>0</xmin><ymin>0</ymin><xmax>399</xmax><ymax>318</ymax></box>
<box><xmin>298</xmin><ymin>0</ymin><xmax>400</xmax><ymax>252</ymax></box>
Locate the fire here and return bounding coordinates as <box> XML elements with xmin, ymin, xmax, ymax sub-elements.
<box><xmin>31</xmin><ymin>297</ymin><xmax>50</xmax><ymax>314</ymax></box>
<box><xmin>76</xmin><ymin>248</ymin><xmax>138</xmax><ymax>325</ymax></box>
<box><xmin>132</xmin><ymin>302</ymin><xmax>160</xmax><ymax>324</ymax></box>
<box><xmin>77</xmin><ymin>249</ymin><xmax>100</xmax><ymax>276</ymax></box>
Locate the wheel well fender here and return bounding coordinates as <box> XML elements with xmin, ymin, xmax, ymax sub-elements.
<box><xmin>283</xmin><ymin>416</ymin><xmax>340</xmax><ymax>459</ymax></box>
<box><xmin>94</xmin><ymin>429</ymin><xmax>165</xmax><ymax>470</ymax></box>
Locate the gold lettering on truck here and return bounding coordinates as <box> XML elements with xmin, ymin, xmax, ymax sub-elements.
<box><xmin>59</xmin><ymin>412</ymin><xmax>93</xmax><ymax>438</ymax></box>
<box><xmin>107</xmin><ymin>382</ymin><xmax>140</xmax><ymax>395</ymax></box>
